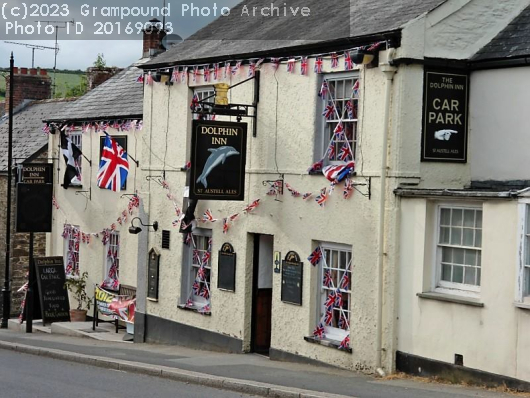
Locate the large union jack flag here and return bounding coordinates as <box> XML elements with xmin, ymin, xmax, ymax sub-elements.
<box><xmin>97</xmin><ymin>135</ymin><xmax>129</xmax><ymax>192</ymax></box>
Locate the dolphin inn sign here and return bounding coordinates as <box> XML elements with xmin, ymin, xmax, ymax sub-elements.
<box><xmin>190</xmin><ymin>120</ymin><xmax>248</xmax><ymax>201</ymax></box>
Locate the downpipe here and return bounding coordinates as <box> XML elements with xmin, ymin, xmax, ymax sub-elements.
<box><xmin>375</xmin><ymin>54</ymin><xmax>397</xmax><ymax>377</ymax></box>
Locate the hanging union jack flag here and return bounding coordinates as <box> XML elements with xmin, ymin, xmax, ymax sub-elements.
<box><xmin>323</xmin><ymin>102</ymin><xmax>335</xmax><ymax>120</ymax></box>
<box><xmin>331</xmin><ymin>52</ymin><xmax>339</xmax><ymax>68</ymax></box>
<box><xmin>325</xmin><ymin>291</ymin><xmax>337</xmax><ymax>309</ymax></box>
<box><xmin>243</xmin><ymin>199</ymin><xmax>260</xmax><ymax>213</ymax></box>
<box><xmin>339</xmin><ymin>143</ymin><xmax>353</xmax><ymax>161</ymax></box>
<box><xmin>97</xmin><ymin>135</ymin><xmax>129</xmax><ymax>192</ymax></box>
<box><xmin>313</xmin><ymin>322</ymin><xmax>325</xmax><ymax>339</ymax></box>
<box><xmin>339</xmin><ymin>335</ymin><xmax>350</xmax><ymax>350</ymax></box>
<box><xmin>308</xmin><ymin>246</ymin><xmax>323</xmax><ymax>266</ymax></box>
<box><xmin>323</xmin><ymin>270</ymin><xmax>333</xmax><ymax>287</ymax></box>
<box><xmin>315</xmin><ymin>187</ymin><xmax>328</xmax><ymax>207</ymax></box>
<box><xmin>344</xmin><ymin>51</ymin><xmax>353</xmax><ymax>70</ymax></box>
<box><xmin>324</xmin><ymin>309</ymin><xmax>333</xmax><ymax>326</ymax></box>
<box><xmin>314</xmin><ymin>57</ymin><xmax>323</xmax><ymax>74</ymax></box>
<box><xmin>318</xmin><ymin>80</ymin><xmax>329</xmax><ymax>98</ymax></box>
<box><xmin>300</xmin><ymin>56</ymin><xmax>308</xmax><ymax>75</ymax></box>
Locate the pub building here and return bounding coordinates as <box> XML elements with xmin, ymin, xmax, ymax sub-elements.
<box><xmin>45</xmin><ymin>0</ymin><xmax>530</xmax><ymax>386</ymax></box>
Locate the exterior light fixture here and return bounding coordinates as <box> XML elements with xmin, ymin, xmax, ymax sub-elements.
<box><xmin>351</xmin><ymin>49</ymin><xmax>375</xmax><ymax>65</ymax></box>
<box><xmin>128</xmin><ymin>217</ymin><xmax>158</xmax><ymax>234</ymax></box>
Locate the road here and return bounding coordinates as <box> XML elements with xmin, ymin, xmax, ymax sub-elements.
<box><xmin>0</xmin><ymin>350</ymin><xmax>254</xmax><ymax>398</ymax></box>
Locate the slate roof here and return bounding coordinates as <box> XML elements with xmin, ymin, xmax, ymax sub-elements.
<box><xmin>45</xmin><ymin>64</ymin><xmax>144</xmax><ymax>122</ymax></box>
<box><xmin>0</xmin><ymin>99</ymin><xmax>74</xmax><ymax>171</ymax></box>
<box><xmin>144</xmin><ymin>0</ymin><xmax>447</xmax><ymax>67</ymax></box>
<box><xmin>473</xmin><ymin>4</ymin><xmax>530</xmax><ymax>61</ymax></box>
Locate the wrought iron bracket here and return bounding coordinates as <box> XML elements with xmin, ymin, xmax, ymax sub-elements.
<box><xmin>74</xmin><ymin>188</ymin><xmax>91</xmax><ymax>200</ymax></box>
<box><xmin>146</xmin><ymin>175</ymin><xmax>164</xmax><ymax>187</ymax></box>
<box><xmin>262</xmin><ymin>175</ymin><xmax>284</xmax><ymax>201</ymax></box>
<box><xmin>352</xmin><ymin>177</ymin><xmax>371</xmax><ymax>200</ymax></box>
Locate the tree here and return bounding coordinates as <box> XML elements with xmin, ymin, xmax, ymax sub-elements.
<box><xmin>93</xmin><ymin>53</ymin><xmax>106</xmax><ymax>68</ymax></box>
<box><xmin>63</xmin><ymin>75</ymin><xmax>88</xmax><ymax>98</ymax></box>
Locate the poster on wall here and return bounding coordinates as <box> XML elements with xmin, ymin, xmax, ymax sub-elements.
<box><xmin>422</xmin><ymin>69</ymin><xmax>469</xmax><ymax>162</ymax></box>
<box><xmin>190</xmin><ymin>120</ymin><xmax>247</xmax><ymax>201</ymax></box>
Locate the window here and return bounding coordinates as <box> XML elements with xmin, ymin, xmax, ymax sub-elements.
<box><xmin>69</xmin><ymin>131</ymin><xmax>82</xmax><ymax>186</ymax></box>
<box><xmin>319</xmin><ymin>74</ymin><xmax>359</xmax><ymax>164</ymax></box>
<box><xmin>102</xmin><ymin>231</ymin><xmax>120</xmax><ymax>291</ymax></box>
<box><xmin>317</xmin><ymin>243</ymin><xmax>352</xmax><ymax>342</ymax></box>
<box><xmin>193</xmin><ymin>87</ymin><xmax>215</xmax><ymax>120</ymax></box>
<box><xmin>63</xmin><ymin>224</ymin><xmax>80</xmax><ymax>277</ymax></box>
<box><xmin>181</xmin><ymin>230</ymin><xmax>212</xmax><ymax>311</ymax></box>
<box><xmin>436</xmin><ymin>205</ymin><xmax>482</xmax><ymax>292</ymax></box>
<box><xmin>519</xmin><ymin>204</ymin><xmax>530</xmax><ymax>300</ymax></box>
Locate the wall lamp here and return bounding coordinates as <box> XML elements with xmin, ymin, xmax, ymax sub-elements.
<box><xmin>128</xmin><ymin>217</ymin><xmax>159</xmax><ymax>234</ymax></box>
<box><xmin>351</xmin><ymin>49</ymin><xmax>376</xmax><ymax>65</ymax></box>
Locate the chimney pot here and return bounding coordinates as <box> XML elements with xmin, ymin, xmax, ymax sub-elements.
<box><xmin>39</xmin><ymin>69</ymin><xmax>47</xmax><ymax>76</ymax></box>
<box><xmin>13</xmin><ymin>67</ymin><xmax>18</xmax><ymax>74</ymax></box>
<box><xmin>29</xmin><ymin>68</ymin><xmax>37</xmax><ymax>75</ymax></box>
<box><xmin>20</xmin><ymin>67</ymin><xmax>28</xmax><ymax>74</ymax></box>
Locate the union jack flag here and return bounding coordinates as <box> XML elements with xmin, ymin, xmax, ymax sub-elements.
<box><xmin>243</xmin><ymin>199</ymin><xmax>260</xmax><ymax>213</ymax></box>
<box><xmin>136</xmin><ymin>74</ymin><xmax>144</xmax><ymax>83</ymax></box>
<box><xmin>248</xmin><ymin>60</ymin><xmax>256</xmax><ymax>77</ymax></box>
<box><xmin>302</xmin><ymin>192</ymin><xmax>313</xmax><ymax>200</ymax></box>
<box><xmin>344</xmin><ymin>51</ymin><xmax>353</xmax><ymax>70</ymax></box>
<box><xmin>224</xmin><ymin>62</ymin><xmax>230</xmax><ymax>78</ymax></box>
<box><xmin>231</xmin><ymin>61</ymin><xmax>242</xmax><ymax>75</ymax></box>
<box><xmin>339</xmin><ymin>315</ymin><xmax>349</xmax><ymax>330</ymax></box>
<box><xmin>203</xmin><ymin>66</ymin><xmax>211</xmax><ymax>82</ymax></box>
<box><xmin>197</xmin><ymin>265</ymin><xmax>207</xmax><ymax>281</ymax></box>
<box><xmin>198</xmin><ymin>304</ymin><xmax>210</xmax><ymax>314</ymax></box>
<box><xmin>331</xmin><ymin>52</ymin><xmax>339</xmax><ymax>68</ymax></box>
<box><xmin>185</xmin><ymin>298</ymin><xmax>194</xmax><ymax>308</ymax></box>
<box><xmin>202</xmin><ymin>251</ymin><xmax>211</xmax><ymax>265</ymax></box>
<box><xmin>325</xmin><ymin>291</ymin><xmax>337</xmax><ymax>310</ymax></box>
<box><xmin>97</xmin><ymin>135</ymin><xmax>129</xmax><ymax>192</ymax></box>
<box><xmin>270</xmin><ymin>57</ymin><xmax>280</xmax><ymax>70</ymax></box>
<box><xmin>161</xmin><ymin>180</ymin><xmax>170</xmax><ymax>190</ymax></box>
<box><xmin>193</xmin><ymin>250</ymin><xmax>201</xmax><ymax>265</ymax></box>
<box><xmin>200</xmin><ymin>285</ymin><xmax>210</xmax><ymax>299</ymax></box>
<box><xmin>327</xmin><ymin>143</ymin><xmax>336</xmax><ymax>160</ymax></box>
<box><xmin>300</xmin><ymin>56</ymin><xmax>308</xmax><ymax>75</ymax></box>
<box><xmin>323</xmin><ymin>270</ymin><xmax>333</xmax><ymax>287</ymax></box>
<box><xmin>335</xmin><ymin>289</ymin><xmax>343</xmax><ymax>307</ymax></box>
<box><xmin>256</xmin><ymin>58</ymin><xmax>265</xmax><ymax>68</ymax></box>
<box><xmin>42</xmin><ymin>124</ymin><xmax>51</xmax><ymax>135</ymax></box>
<box><xmin>315</xmin><ymin>188</ymin><xmax>328</xmax><ymax>207</ymax></box>
<box><xmin>308</xmin><ymin>246</ymin><xmax>323</xmax><ymax>266</ymax></box>
<box><xmin>339</xmin><ymin>143</ymin><xmax>353</xmax><ymax>161</ymax></box>
<box><xmin>184</xmin><ymin>232</ymin><xmax>193</xmax><ymax>246</ymax></box>
<box><xmin>213</xmin><ymin>63</ymin><xmax>220</xmax><ymax>80</ymax></box>
<box><xmin>323</xmin><ymin>102</ymin><xmax>335</xmax><ymax>120</ymax></box>
<box><xmin>229</xmin><ymin>213</ymin><xmax>239</xmax><ymax>221</ymax></box>
<box><xmin>343</xmin><ymin>178</ymin><xmax>354</xmax><ymax>199</ymax></box>
<box><xmin>171</xmin><ymin>67</ymin><xmax>179</xmax><ymax>83</ymax></box>
<box><xmin>137</xmin><ymin>120</ymin><xmax>143</xmax><ymax>131</ymax></box>
<box><xmin>202</xmin><ymin>209</ymin><xmax>217</xmax><ymax>223</ymax></box>
<box><xmin>190</xmin><ymin>93</ymin><xmax>200</xmax><ymax>111</ymax></box>
<box><xmin>192</xmin><ymin>281</ymin><xmax>201</xmax><ymax>295</ymax></box>
<box><xmin>192</xmin><ymin>66</ymin><xmax>198</xmax><ymax>82</ymax></box>
<box><xmin>341</xmin><ymin>274</ymin><xmax>350</xmax><ymax>290</ymax></box>
<box><xmin>314</xmin><ymin>57</ymin><xmax>323</xmax><ymax>74</ymax></box>
<box><xmin>352</xmin><ymin>79</ymin><xmax>360</xmax><ymax>98</ymax></box>
<box><xmin>181</xmin><ymin>67</ymin><xmax>188</xmax><ymax>83</ymax></box>
<box><xmin>345</xmin><ymin>100</ymin><xmax>356</xmax><ymax>119</ymax></box>
<box><xmin>307</xmin><ymin>159</ymin><xmax>323</xmax><ymax>174</ymax></box>
<box><xmin>324</xmin><ymin>310</ymin><xmax>333</xmax><ymax>326</ymax></box>
<box><xmin>323</xmin><ymin>162</ymin><xmax>355</xmax><ymax>183</ymax></box>
<box><xmin>313</xmin><ymin>322</ymin><xmax>325</xmax><ymax>339</ymax></box>
<box><xmin>285</xmin><ymin>183</ymin><xmax>301</xmax><ymax>197</ymax></box>
<box><xmin>318</xmin><ymin>81</ymin><xmax>328</xmax><ymax>98</ymax></box>
<box><xmin>145</xmin><ymin>71</ymin><xmax>153</xmax><ymax>85</ymax></box>
<box><xmin>287</xmin><ymin>58</ymin><xmax>296</xmax><ymax>73</ymax></box>
<box><xmin>366</xmin><ymin>41</ymin><xmax>383</xmax><ymax>52</ymax></box>
<box><xmin>223</xmin><ymin>218</ymin><xmax>229</xmax><ymax>234</ymax></box>
<box><xmin>339</xmin><ymin>335</ymin><xmax>350</xmax><ymax>350</ymax></box>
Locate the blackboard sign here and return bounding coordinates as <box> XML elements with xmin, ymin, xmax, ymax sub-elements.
<box><xmin>34</xmin><ymin>257</ymin><xmax>70</xmax><ymax>323</ymax></box>
<box><xmin>190</xmin><ymin>120</ymin><xmax>247</xmax><ymax>201</ymax></box>
<box><xmin>422</xmin><ymin>69</ymin><xmax>469</xmax><ymax>162</ymax></box>
<box><xmin>147</xmin><ymin>248</ymin><xmax>160</xmax><ymax>301</ymax></box>
<box><xmin>218</xmin><ymin>243</ymin><xmax>236</xmax><ymax>292</ymax></box>
<box><xmin>281</xmin><ymin>251</ymin><xmax>303</xmax><ymax>306</ymax></box>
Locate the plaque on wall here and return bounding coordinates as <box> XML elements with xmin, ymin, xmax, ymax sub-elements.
<box><xmin>281</xmin><ymin>251</ymin><xmax>303</xmax><ymax>306</ymax></box>
<box><xmin>422</xmin><ymin>69</ymin><xmax>469</xmax><ymax>162</ymax></box>
<box><xmin>147</xmin><ymin>248</ymin><xmax>160</xmax><ymax>301</ymax></box>
<box><xmin>218</xmin><ymin>243</ymin><xmax>236</xmax><ymax>292</ymax></box>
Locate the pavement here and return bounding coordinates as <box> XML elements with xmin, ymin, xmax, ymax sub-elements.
<box><xmin>0</xmin><ymin>319</ymin><xmax>519</xmax><ymax>398</ymax></box>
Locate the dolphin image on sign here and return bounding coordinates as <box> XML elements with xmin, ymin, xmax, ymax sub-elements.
<box><xmin>196</xmin><ymin>146</ymin><xmax>240</xmax><ymax>188</ymax></box>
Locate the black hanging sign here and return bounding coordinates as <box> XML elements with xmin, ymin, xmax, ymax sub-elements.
<box><xmin>34</xmin><ymin>257</ymin><xmax>70</xmax><ymax>323</ymax></box>
<box><xmin>281</xmin><ymin>251</ymin><xmax>303</xmax><ymax>306</ymax></box>
<box><xmin>190</xmin><ymin>120</ymin><xmax>247</xmax><ymax>201</ymax></box>
<box><xmin>422</xmin><ymin>69</ymin><xmax>469</xmax><ymax>162</ymax></box>
<box><xmin>218</xmin><ymin>243</ymin><xmax>236</xmax><ymax>292</ymax></box>
<box><xmin>18</xmin><ymin>163</ymin><xmax>53</xmax><ymax>184</ymax></box>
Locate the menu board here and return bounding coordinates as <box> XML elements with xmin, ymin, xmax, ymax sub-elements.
<box><xmin>34</xmin><ymin>257</ymin><xmax>70</xmax><ymax>323</ymax></box>
<box><xmin>218</xmin><ymin>243</ymin><xmax>236</xmax><ymax>292</ymax></box>
<box><xmin>281</xmin><ymin>251</ymin><xmax>303</xmax><ymax>306</ymax></box>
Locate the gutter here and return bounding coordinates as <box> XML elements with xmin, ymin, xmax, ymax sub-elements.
<box><xmin>393</xmin><ymin>188</ymin><xmax>530</xmax><ymax>199</ymax></box>
<box><xmin>43</xmin><ymin>114</ymin><xmax>144</xmax><ymax>124</ymax></box>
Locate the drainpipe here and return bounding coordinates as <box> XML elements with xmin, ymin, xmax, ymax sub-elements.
<box><xmin>375</xmin><ymin>52</ymin><xmax>397</xmax><ymax>376</ymax></box>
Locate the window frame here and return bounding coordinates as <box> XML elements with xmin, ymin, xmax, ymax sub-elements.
<box><xmin>63</xmin><ymin>224</ymin><xmax>80</xmax><ymax>278</ymax></box>
<box><xmin>517</xmin><ymin>201</ymin><xmax>530</xmax><ymax>303</ymax></box>
<box><xmin>317</xmin><ymin>72</ymin><xmax>359</xmax><ymax>166</ymax></box>
<box><xmin>180</xmin><ymin>228</ymin><xmax>212</xmax><ymax>308</ymax></box>
<box><xmin>69</xmin><ymin>130</ymin><xmax>83</xmax><ymax>187</ymax></box>
<box><xmin>316</xmin><ymin>241</ymin><xmax>352</xmax><ymax>343</ymax></box>
<box><xmin>193</xmin><ymin>86</ymin><xmax>216</xmax><ymax>120</ymax></box>
<box><xmin>102</xmin><ymin>230</ymin><xmax>120</xmax><ymax>291</ymax></box>
<box><xmin>434</xmin><ymin>203</ymin><xmax>483</xmax><ymax>296</ymax></box>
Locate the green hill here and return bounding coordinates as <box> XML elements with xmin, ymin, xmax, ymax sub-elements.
<box><xmin>0</xmin><ymin>70</ymin><xmax>85</xmax><ymax>101</ymax></box>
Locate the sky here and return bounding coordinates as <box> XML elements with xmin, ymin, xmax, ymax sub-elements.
<box><xmin>0</xmin><ymin>0</ymin><xmax>242</xmax><ymax>69</ymax></box>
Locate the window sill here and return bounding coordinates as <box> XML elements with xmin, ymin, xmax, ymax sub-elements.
<box><xmin>417</xmin><ymin>292</ymin><xmax>484</xmax><ymax>307</ymax></box>
<box><xmin>514</xmin><ymin>302</ymin><xmax>530</xmax><ymax>310</ymax></box>
<box><xmin>304</xmin><ymin>336</ymin><xmax>352</xmax><ymax>354</ymax></box>
<box><xmin>177</xmin><ymin>304</ymin><xmax>211</xmax><ymax>316</ymax></box>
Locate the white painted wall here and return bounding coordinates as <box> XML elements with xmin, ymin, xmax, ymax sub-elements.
<box><xmin>397</xmin><ymin>198</ymin><xmax>530</xmax><ymax>381</ymax></box>
<box><xmin>470</xmin><ymin>67</ymin><xmax>530</xmax><ymax>182</ymax></box>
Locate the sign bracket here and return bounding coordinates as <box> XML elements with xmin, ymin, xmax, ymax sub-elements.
<box><xmin>74</xmin><ymin>187</ymin><xmax>91</xmax><ymax>200</ymax></box>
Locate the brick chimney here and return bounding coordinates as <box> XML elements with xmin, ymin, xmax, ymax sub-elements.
<box><xmin>86</xmin><ymin>67</ymin><xmax>121</xmax><ymax>91</ymax></box>
<box><xmin>5</xmin><ymin>68</ymin><xmax>51</xmax><ymax>113</ymax></box>
<box><xmin>143</xmin><ymin>18</ymin><xmax>166</xmax><ymax>58</ymax></box>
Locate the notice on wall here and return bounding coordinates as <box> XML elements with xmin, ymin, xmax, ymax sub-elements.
<box><xmin>218</xmin><ymin>243</ymin><xmax>236</xmax><ymax>292</ymax></box>
<box><xmin>422</xmin><ymin>69</ymin><xmax>469</xmax><ymax>162</ymax></box>
<box><xmin>190</xmin><ymin>120</ymin><xmax>247</xmax><ymax>201</ymax></box>
<box><xmin>34</xmin><ymin>257</ymin><xmax>70</xmax><ymax>323</ymax></box>
<box><xmin>281</xmin><ymin>251</ymin><xmax>303</xmax><ymax>306</ymax></box>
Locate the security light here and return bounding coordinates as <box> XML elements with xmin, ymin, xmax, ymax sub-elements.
<box><xmin>128</xmin><ymin>217</ymin><xmax>158</xmax><ymax>234</ymax></box>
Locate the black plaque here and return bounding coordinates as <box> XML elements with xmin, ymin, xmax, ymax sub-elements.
<box><xmin>422</xmin><ymin>69</ymin><xmax>469</xmax><ymax>162</ymax></box>
<box><xmin>16</xmin><ymin>183</ymin><xmax>53</xmax><ymax>232</ymax></box>
<box><xmin>190</xmin><ymin>120</ymin><xmax>247</xmax><ymax>201</ymax></box>
<box><xmin>281</xmin><ymin>251</ymin><xmax>303</xmax><ymax>306</ymax></box>
<box><xmin>34</xmin><ymin>257</ymin><xmax>70</xmax><ymax>323</ymax></box>
<box><xmin>147</xmin><ymin>248</ymin><xmax>160</xmax><ymax>300</ymax></box>
<box><xmin>218</xmin><ymin>243</ymin><xmax>236</xmax><ymax>292</ymax></box>
<box><xmin>18</xmin><ymin>163</ymin><xmax>53</xmax><ymax>184</ymax></box>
